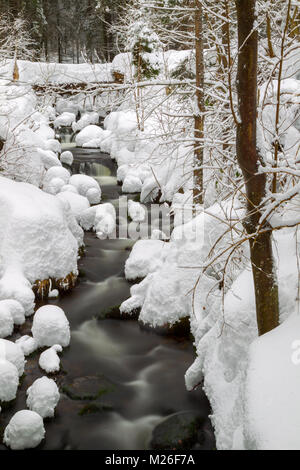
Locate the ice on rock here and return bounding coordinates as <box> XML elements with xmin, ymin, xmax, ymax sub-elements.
<box><xmin>0</xmin><ymin>339</ymin><xmax>26</xmax><ymax>376</ymax></box>
<box><xmin>75</xmin><ymin>125</ymin><xmax>104</xmax><ymax>147</ymax></box>
<box><xmin>44</xmin><ymin>139</ymin><xmax>61</xmax><ymax>154</ymax></box>
<box><xmin>69</xmin><ymin>174</ymin><xmax>101</xmax><ymax>200</ymax></box>
<box><xmin>26</xmin><ymin>377</ymin><xmax>60</xmax><ymax>418</ymax></box>
<box><xmin>0</xmin><ymin>360</ymin><xmax>19</xmax><ymax>402</ymax></box>
<box><xmin>122</xmin><ymin>174</ymin><xmax>142</xmax><ymax>193</ymax></box>
<box><xmin>57</xmin><ymin>191</ymin><xmax>90</xmax><ymax>222</ymax></box>
<box><xmin>0</xmin><ymin>300</ymin><xmax>26</xmax><ymax>326</ymax></box>
<box><xmin>4</xmin><ymin>410</ymin><xmax>45</xmax><ymax>450</ymax></box>
<box><xmin>60</xmin><ymin>151</ymin><xmax>74</xmax><ymax>166</ymax></box>
<box><xmin>54</xmin><ymin>112</ymin><xmax>76</xmax><ymax>129</ymax></box>
<box><xmin>32</xmin><ymin>305</ymin><xmax>70</xmax><ymax>348</ymax></box>
<box><xmin>39</xmin><ymin>345</ymin><xmax>62</xmax><ymax>373</ymax></box>
<box><xmin>0</xmin><ymin>305</ymin><xmax>14</xmax><ymax>338</ymax></box>
<box><xmin>15</xmin><ymin>336</ymin><xmax>38</xmax><ymax>357</ymax></box>
<box><xmin>128</xmin><ymin>200</ymin><xmax>146</xmax><ymax>223</ymax></box>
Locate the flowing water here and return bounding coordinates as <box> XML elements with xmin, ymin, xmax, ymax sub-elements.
<box><xmin>0</xmin><ymin>138</ymin><xmax>214</xmax><ymax>450</ymax></box>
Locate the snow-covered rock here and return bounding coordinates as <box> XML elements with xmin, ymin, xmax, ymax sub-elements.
<box><xmin>75</xmin><ymin>125</ymin><xmax>104</xmax><ymax>147</ymax></box>
<box><xmin>4</xmin><ymin>410</ymin><xmax>45</xmax><ymax>450</ymax></box>
<box><xmin>26</xmin><ymin>377</ymin><xmax>60</xmax><ymax>418</ymax></box>
<box><xmin>54</xmin><ymin>112</ymin><xmax>76</xmax><ymax>129</ymax></box>
<box><xmin>72</xmin><ymin>112</ymin><xmax>99</xmax><ymax>132</ymax></box>
<box><xmin>86</xmin><ymin>187</ymin><xmax>101</xmax><ymax>205</ymax></box>
<box><xmin>37</xmin><ymin>149</ymin><xmax>62</xmax><ymax>170</ymax></box>
<box><xmin>0</xmin><ymin>339</ymin><xmax>26</xmax><ymax>376</ymax></box>
<box><xmin>32</xmin><ymin>305</ymin><xmax>70</xmax><ymax>348</ymax></box>
<box><xmin>128</xmin><ymin>200</ymin><xmax>146</xmax><ymax>223</ymax></box>
<box><xmin>0</xmin><ymin>305</ymin><xmax>14</xmax><ymax>338</ymax></box>
<box><xmin>44</xmin><ymin>177</ymin><xmax>66</xmax><ymax>195</ymax></box>
<box><xmin>15</xmin><ymin>336</ymin><xmax>38</xmax><ymax>357</ymax></box>
<box><xmin>61</xmin><ymin>184</ymin><xmax>79</xmax><ymax>194</ymax></box>
<box><xmin>0</xmin><ymin>300</ymin><xmax>26</xmax><ymax>326</ymax></box>
<box><xmin>60</xmin><ymin>151</ymin><xmax>74</xmax><ymax>166</ymax></box>
<box><xmin>94</xmin><ymin>203</ymin><xmax>116</xmax><ymax>239</ymax></box>
<box><xmin>123</xmin><ymin>174</ymin><xmax>142</xmax><ymax>193</ymax></box>
<box><xmin>43</xmin><ymin>166</ymin><xmax>70</xmax><ymax>187</ymax></box>
<box><xmin>44</xmin><ymin>139</ymin><xmax>61</xmax><ymax>154</ymax></box>
<box><xmin>125</xmin><ymin>240</ymin><xmax>168</xmax><ymax>281</ymax></box>
<box><xmin>0</xmin><ymin>359</ymin><xmax>19</xmax><ymax>402</ymax></box>
<box><xmin>39</xmin><ymin>345</ymin><xmax>62</xmax><ymax>373</ymax></box>
<box><xmin>57</xmin><ymin>192</ymin><xmax>90</xmax><ymax>222</ymax></box>
<box><xmin>69</xmin><ymin>174</ymin><xmax>101</xmax><ymax>200</ymax></box>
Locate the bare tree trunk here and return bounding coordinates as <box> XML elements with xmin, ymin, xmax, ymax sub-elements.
<box><xmin>193</xmin><ymin>0</ymin><xmax>204</xmax><ymax>206</ymax></box>
<box><xmin>235</xmin><ymin>0</ymin><xmax>279</xmax><ymax>336</ymax></box>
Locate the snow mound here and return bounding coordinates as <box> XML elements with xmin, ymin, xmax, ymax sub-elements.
<box><xmin>4</xmin><ymin>410</ymin><xmax>45</xmax><ymax>450</ymax></box>
<box><xmin>38</xmin><ymin>149</ymin><xmax>61</xmax><ymax>170</ymax></box>
<box><xmin>60</xmin><ymin>151</ymin><xmax>74</xmax><ymax>166</ymax></box>
<box><xmin>43</xmin><ymin>166</ymin><xmax>70</xmax><ymax>187</ymax></box>
<box><xmin>69</xmin><ymin>174</ymin><xmax>101</xmax><ymax>201</ymax></box>
<box><xmin>44</xmin><ymin>177</ymin><xmax>65</xmax><ymax>195</ymax></box>
<box><xmin>39</xmin><ymin>345</ymin><xmax>62</xmax><ymax>374</ymax></box>
<box><xmin>54</xmin><ymin>112</ymin><xmax>76</xmax><ymax>129</ymax></box>
<box><xmin>94</xmin><ymin>203</ymin><xmax>116</xmax><ymax>239</ymax></box>
<box><xmin>27</xmin><ymin>377</ymin><xmax>60</xmax><ymax>419</ymax></box>
<box><xmin>57</xmin><ymin>192</ymin><xmax>90</xmax><ymax>222</ymax></box>
<box><xmin>0</xmin><ymin>305</ymin><xmax>14</xmax><ymax>338</ymax></box>
<box><xmin>128</xmin><ymin>200</ymin><xmax>146</xmax><ymax>222</ymax></box>
<box><xmin>0</xmin><ymin>359</ymin><xmax>19</xmax><ymax>402</ymax></box>
<box><xmin>75</xmin><ymin>125</ymin><xmax>104</xmax><ymax>147</ymax></box>
<box><xmin>86</xmin><ymin>187</ymin><xmax>101</xmax><ymax>205</ymax></box>
<box><xmin>15</xmin><ymin>336</ymin><xmax>38</xmax><ymax>357</ymax></box>
<box><xmin>32</xmin><ymin>305</ymin><xmax>70</xmax><ymax>348</ymax></box>
<box><xmin>0</xmin><ymin>300</ymin><xmax>25</xmax><ymax>326</ymax></box>
<box><xmin>72</xmin><ymin>112</ymin><xmax>99</xmax><ymax>132</ymax></box>
<box><xmin>61</xmin><ymin>184</ymin><xmax>79</xmax><ymax>194</ymax></box>
<box><xmin>125</xmin><ymin>240</ymin><xmax>168</xmax><ymax>281</ymax></box>
<box><xmin>123</xmin><ymin>174</ymin><xmax>142</xmax><ymax>193</ymax></box>
<box><xmin>0</xmin><ymin>339</ymin><xmax>25</xmax><ymax>376</ymax></box>
<box><xmin>44</xmin><ymin>139</ymin><xmax>61</xmax><ymax>154</ymax></box>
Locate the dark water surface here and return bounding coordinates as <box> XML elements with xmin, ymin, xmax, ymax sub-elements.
<box><xmin>0</xmin><ymin>147</ymin><xmax>212</xmax><ymax>450</ymax></box>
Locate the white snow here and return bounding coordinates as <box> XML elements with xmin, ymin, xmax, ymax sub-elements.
<box><xmin>3</xmin><ymin>410</ymin><xmax>45</xmax><ymax>450</ymax></box>
<box><xmin>0</xmin><ymin>339</ymin><xmax>25</xmax><ymax>376</ymax></box>
<box><xmin>72</xmin><ymin>112</ymin><xmax>99</xmax><ymax>132</ymax></box>
<box><xmin>123</xmin><ymin>174</ymin><xmax>143</xmax><ymax>194</ymax></box>
<box><xmin>0</xmin><ymin>359</ymin><xmax>19</xmax><ymax>402</ymax></box>
<box><xmin>39</xmin><ymin>345</ymin><xmax>62</xmax><ymax>374</ymax></box>
<box><xmin>26</xmin><ymin>377</ymin><xmax>60</xmax><ymax>418</ymax></box>
<box><xmin>57</xmin><ymin>191</ymin><xmax>90</xmax><ymax>222</ymax></box>
<box><xmin>0</xmin><ymin>305</ymin><xmax>14</xmax><ymax>338</ymax></box>
<box><xmin>60</xmin><ymin>150</ymin><xmax>74</xmax><ymax>166</ymax></box>
<box><xmin>75</xmin><ymin>125</ymin><xmax>104</xmax><ymax>147</ymax></box>
<box><xmin>69</xmin><ymin>174</ymin><xmax>101</xmax><ymax>202</ymax></box>
<box><xmin>128</xmin><ymin>200</ymin><xmax>146</xmax><ymax>222</ymax></box>
<box><xmin>94</xmin><ymin>203</ymin><xmax>116</xmax><ymax>240</ymax></box>
<box><xmin>32</xmin><ymin>305</ymin><xmax>70</xmax><ymax>348</ymax></box>
<box><xmin>125</xmin><ymin>240</ymin><xmax>168</xmax><ymax>281</ymax></box>
<box><xmin>15</xmin><ymin>336</ymin><xmax>38</xmax><ymax>357</ymax></box>
<box><xmin>54</xmin><ymin>112</ymin><xmax>76</xmax><ymax>129</ymax></box>
<box><xmin>0</xmin><ymin>300</ymin><xmax>25</xmax><ymax>326</ymax></box>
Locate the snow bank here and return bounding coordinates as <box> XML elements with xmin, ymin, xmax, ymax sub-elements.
<box><xmin>4</xmin><ymin>410</ymin><xmax>45</xmax><ymax>450</ymax></box>
<box><xmin>32</xmin><ymin>305</ymin><xmax>70</xmax><ymax>348</ymax></box>
<box><xmin>0</xmin><ymin>176</ymin><xmax>80</xmax><ymax>314</ymax></box>
<box><xmin>27</xmin><ymin>377</ymin><xmax>60</xmax><ymax>419</ymax></box>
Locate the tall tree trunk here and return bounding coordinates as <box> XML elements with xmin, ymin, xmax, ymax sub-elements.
<box><xmin>193</xmin><ymin>0</ymin><xmax>204</xmax><ymax>206</ymax></box>
<box><xmin>235</xmin><ymin>0</ymin><xmax>279</xmax><ymax>336</ymax></box>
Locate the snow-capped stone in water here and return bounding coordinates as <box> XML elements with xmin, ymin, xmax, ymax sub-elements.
<box><xmin>39</xmin><ymin>345</ymin><xmax>62</xmax><ymax>373</ymax></box>
<box><xmin>44</xmin><ymin>176</ymin><xmax>65</xmax><ymax>195</ymax></box>
<box><xmin>43</xmin><ymin>166</ymin><xmax>70</xmax><ymax>186</ymax></box>
<box><xmin>0</xmin><ymin>305</ymin><xmax>14</xmax><ymax>338</ymax></box>
<box><xmin>86</xmin><ymin>187</ymin><xmax>101</xmax><ymax>205</ymax></box>
<box><xmin>38</xmin><ymin>149</ymin><xmax>62</xmax><ymax>170</ymax></box>
<box><xmin>79</xmin><ymin>206</ymin><xmax>98</xmax><ymax>230</ymax></box>
<box><xmin>32</xmin><ymin>305</ymin><xmax>70</xmax><ymax>348</ymax></box>
<box><xmin>26</xmin><ymin>377</ymin><xmax>60</xmax><ymax>419</ymax></box>
<box><xmin>54</xmin><ymin>112</ymin><xmax>76</xmax><ymax>129</ymax></box>
<box><xmin>0</xmin><ymin>339</ymin><xmax>26</xmax><ymax>376</ymax></box>
<box><xmin>72</xmin><ymin>112</ymin><xmax>99</xmax><ymax>132</ymax></box>
<box><xmin>60</xmin><ymin>151</ymin><xmax>74</xmax><ymax>166</ymax></box>
<box><xmin>0</xmin><ymin>300</ymin><xmax>26</xmax><ymax>326</ymax></box>
<box><xmin>57</xmin><ymin>191</ymin><xmax>90</xmax><ymax>222</ymax></box>
<box><xmin>0</xmin><ymin>360</ymin><xmax>19</xmax><ymax>402</ymax></box>
<box><xmin>15</xmin><ymin>336</ymin><xmax>38</xmax><ymax>357</ymax></box>
<box><xmin>60</xmin><ymin>184</ymin><xmax>79</xmax><ymax>194</ymax></box>
<box><xmin>128</xmin><ymin>200</ymin><xmax>146</xmax><ymax>223</ymax></box>
<box><xmin>94</xmin><ymin>203</ymin><xmax>116</xmax><ymax>239</ymax></box>
<box><xmin>44</xmin><ymin>139</ymin><xmax>61</xmax><ymax>154</ymax></box>
<box><xmin>122</xmin><ymin>174</ymin><xmax>142</xmax><ymax>193</ymax></box>
<box><xmin>4</xmin><ymin>410</ymin><xmax>45</xmax><ymax>450</ymax></box>
<box><xmin>75</xmin><ymin>125</ymin><xmax>104</xmax><ymax>147</ymax></box>
<box><xmin>69</xmin><ymin>174</ymin><xmax>101</xmax><ymax>199</ymax></box>
<box><xmin>48</xmin><ymin>289</ymin><xmax>59</xmax><ymax>299</ymax></box>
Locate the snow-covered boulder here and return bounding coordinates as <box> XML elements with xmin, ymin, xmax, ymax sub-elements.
<box><xmin>32</xmin><ymin>305</ymin><xmax>70</xmax><ymax>348</ymax></box>
<box><xmin>0</xmin><ymin>360</ymin><xmax>19</xmax><ymax>402</ymax></box>
<box><xmin>0</xmin><ymin>177</ymin><xmax>80</xmax><ymax>315</ymax></box>
<box><xmin>123</xmin><ymin>174</ymin><xmax>142</xmax><ymax>193</ymax></box>
<box><xmin>60</xmin><ymin>151</ymin><xmax>74</xmax><ymax>166</ymax></box>
<box><xmin>37</xmin><ymin>149</ymin><xmax>62</xmax><ymax>170</ymax></box>
<box><xmin>15</xmin><ymin>336</ymin><xmax>38</xmax><ymax>357</ymax></box>
<box><xmin>0</xmin><ymin>300</ymin><xmax>25</xmax><ymax>326</ymax></box>
<box><xmin>27</xmin><ymin>377</ymin><xmax>60</xmax><ymax>419</ymax></box>
<box><xmin>61</xmin><ymin>184</ymin><xmax>79</xmax><ymax>194</ymax></box>
<box><xmin>69</xmin><ymin>174</ymin><xmax>101</xmax><ymax>201</ymax></box>
<box><xmin>57</xmin><ymin>192</ymin><xmax>90</xmax><ymax>222</ymax></box>
<box><xmin>75</xmin><ymin>125</ymin><xmax>104</xmax><ymax>147</ymax></box>
<box><xmin>0</xmin><ymin>339</ymin><xmax>26</xmax><ymax>376</ymax></box>
<box><xmin>44</xmin><ymin>139</ymin><xmax>61</xmax><ymax>154</ymax></box>
<box><xmin>94</xmin><ymin>203</ymin><xmax>116</xmax><ymax>239</ymax></box>
<box><xmin>44</xmin><ymin>177</ymin><xmax>66</xmax><ymax>195</ymax></box>
<box><xmin>43</xmin><ymin>166</ymin><xmax>70</xmax><ymax>187</ymax></box>
<box><xmin>125</xmin><ymin>240</ymin><xmax>167</xmax><ymax>281</ymax></box>
<box><xmin>4</xmin><ymin>410</ymin><xmax>45</xmax><ymax>450</ymax></box>
<box><xmin>0</xmin><ymin>305</ymin><xmax>14</xmax><ymax>338</ymax></box>
<box><xmin>39</xmin><ymin>345</ymin><xmax>62</xmax><ymax>373</ymax></box>
<box><xmin>72</xmin><ymin>112</ymin><xmax>99</xmax><ymax>132</ymax></box>
<box><xmin>128</xmin><ymin>200</ymin><xmax>146</xmax><ymax>223</ymax></box>
<box><xmin>86</xmin><ymin>187</ymin><xmax>101</xmax><ymax>205</ymax></box>
<box><xmin>54</xmin><ymin>112</ymin><xmax>76</xmax><ymax>129</ymax></box>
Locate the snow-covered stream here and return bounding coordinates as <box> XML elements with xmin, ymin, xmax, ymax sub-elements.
<box><xmin>0</xmin><ymin>144</ymin><xmax>214</xmax><ymax>450</ymax></box>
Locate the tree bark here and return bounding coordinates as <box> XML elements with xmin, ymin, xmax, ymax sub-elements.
<box><xmin>193</xmin><ymin>0</ymin><xmax>204</xmax><ymax>206</ymax></box>
<box><xmin>235</xmin><ymin>0</ymin><xmax>279</xmax><ymax>336</ymax></box>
